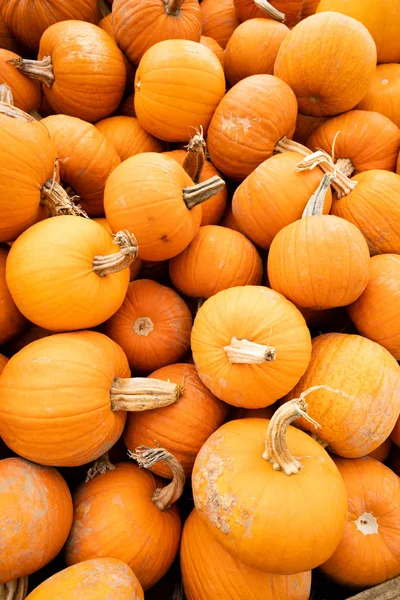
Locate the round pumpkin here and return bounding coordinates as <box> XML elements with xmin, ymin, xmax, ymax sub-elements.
<box><xmin>320</xmin><ymin>457</ymin><xmax>400</xmax><ymax>588</ymax></box>
<box><xmin>25</xmin><ymin>558</ymin><xmax>144</xmax><ymax>600</ymax></box>
<box><xmin>103</xmin><ymin>279</ymin><xmax>193</xmax><ymax>373</ymax></box>
<box><xmin>200</xmin><ymin>36</ymin><xmax>224</xmax><ymax>67</ymax></box>
<box><xmin>200</xmin><ymin>0</ymin><xmax>240</xmax><ymax>48</ymax></box>
<box><xmin>95</xmin><ymin>115</ymin><xmax>164</xmax><ymax>162</ymax></box>
<box><xmin>285</xmin><ymin>332</ymin><xmax>400</xmax><ymax>458</ymax></box>
<box><xmin>0</xmin><ymin>49</ymin><xmax>42</xmax><ymax>112</ymax></box>
<box><xmin>181</xmin><ymin>509</ymin><xmax>312</xmax><ymax>600</ymax></box>
<box><xmin>357</xmin><ymin>64</ymin><xmax>400</xmax><ymax>129</ymax></box>
<box><xmin>97</xmin><ymin>14</ymin><xmax>135</xmax><ymax>96</ymax></box>
<box><xmin>191</xmin><ymin>285</ymin><xmax>312</xmax><ymax>408</ymax></box>
<box><xmin>207</xmin><ymin>74</ymin><xmax>298</xmax><ymax>180</ymax></box>
<box><xmin>134</xmin><ymin>39</ymin><xmax>225</xmax><ymax>142</ymax></box>
<box><xmin>0</xmin><ymin>457</ymin><xmax>72</xmax><ymax>583</ymax></box>
<box><xmin>274</xmin><ymin>13</ymin><xmax>377</xmax><ymax>117</ymax></box>
<box><xmin>0</xmin><ymin>246</ymin><xmax>26</xmax><ymax>344</ymax></box>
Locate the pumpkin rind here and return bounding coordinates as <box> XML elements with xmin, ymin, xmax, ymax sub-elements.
<box><xmin>95</xmin><ymin>115</ymin><xmax>164</xmax><ymax>162</ymax></box>
<box><xmin>200</xmin><ymin>36</ymin><xmax>224</xmax><ymax>68</ymax></box>
<box><xmin>357</xmin><ymin>64</ymin><xmax>400</xmax><ymax>129</ymax></box>
<box><xmin>200</xmin><ymin>0</ymin><xmax>239</xmax><ymax>49</ymax></box>
<box><xmin>0</xmin><ymin>247</ymin><xmax>26</xmax><ymax>344</ymax></box>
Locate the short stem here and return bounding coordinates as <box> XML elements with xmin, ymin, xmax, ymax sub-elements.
<box><xmin>302</xmin><ymin>173</ymin><xmax>334</xmax><ymax>217</ymax></box>
<box><xmin>41</xmin><ymin>176</ymin><xmax>88</xmax><ymax>218</ymax></box>
<box><xmin>335</xmin><ymin>157</ymin><xmax>355</xmax><ymax>178</ymax></box>
<box><xmin>85</xmin><ymin>452</ymin><xmax>116</xmax><ymax>482</ymax></box>
<box><xmin>254</xmin><ymin>0</ymin><xmax>285</xmax><ymax>22</ymax></box>
<box><xmin>183</xmin><ymin>175</ymin><xmax>225</xmax><ymax>209</ymax></box>
<box><xmin>224</xmin><ymin>336</ymin><xmax>276</xmax><ymax>364</ymax></box>
<box><xmin>8</xmin><ymin>56</ymin><xmax>54</xmax><ymax>88</ymax></box>
<box><xmin>129</xmin><ymin>446</ymin><xmax>186</xmax><ymax>510</ymax></box>
<box><xmin>0</xmin><ymin>103</ymin><xmax>34</xmax><ymax>122</ymax></box>
<box><xmin>92</xmin><ymin>231</ymin><xmax>138</xmax><ymax>277</ymax></box>
<box><xmin>164</xmin><ymin>0</ymin><xmax>185</xmax><ymax>16</ymax></box>
<box><xmin>183</xmin><ymin>127</ymin><xmax>206</xmax><ymax>184</ymax></box>
<box><xmin>274</xmin><ymin>136</ymin><xmax>312</xmax><ymax>158</ymax></box>
<box><xmin>110</xmin><ymin>377</ymin><xmax>183</xmax><ymax>411</ymax></box>
<box><xmin>0</xmin><ymin>577</ymin><xmax>29</xmax><ymax>600</ymax></box>
<box><xmin>0</xmin><ymin>84</ymin><xmax>13</xmax><ymax>105</ymax></box>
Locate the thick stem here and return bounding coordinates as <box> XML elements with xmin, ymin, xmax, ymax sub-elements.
<box><xmin>183</xmin><ymin>175</ymin><xmax>225</xmax><ymax>209</ymax></box>
<box><xmin>224</xmin><ymin>336</ymin><xmax>276</xmax><ymax>364</ymax></box>
<box><xmin>129</xmin><ymin>446</ymin><xmax>186</xmax><ymax>510</ymax></box>
<box><xmin>110</xmin><ymin>377</ymin><xmax>183</xmax><ymax>411</ymax></box>
<box><xmin>183</xmin><ymin>127</ymin><xmax>206</xmax><ymax>184</ymax></box>
<box><xmin>8</xmin><ymin>56</ymin><xmax>54</xmax><ymax>88</ymax></box>
<box><xmin>302</xmin><ymin>173</ymin><xmax>335</xmax><ymax>218</ymax></box>
<box><xmin>164</xmin><ymin>0</ymin><xmax>185</xmax><ymax>16</ymax></box>
<box><xmin>0</xmin><ymin>102</ymin><xmax>34</xmax><ymax>122</ymax></box>
<box><xmin>92</xmin><ymin>230</ymin><xmax>138</xmax><ymax>277</ymax></box>
<box><xmin>254</xmin><ymin>0</ymin><xmax>285</xmax><ymax>22</ymax></box>
<box><xmin>41</xmin><ymin>176</ymin><xmax>88</xmax><ymax>218</ymax></box>
<box><xmin>0</xmin><ymin>577</ymin><xmax>28</xmax><ymax>600</ymax></box>
<box><xmin>0</xmin><ymin>84</ymin><xmax>13</xmax><ymax>105</ymax></box>
<box><xmin>85</xmin><ymin>452</ymin><xmax>116</xmax><ymax>482</ymax></box>
<box><xmin>335</xmin><ymin>157</ymin><xmax>355</xmax><ymax>178</ymax></box>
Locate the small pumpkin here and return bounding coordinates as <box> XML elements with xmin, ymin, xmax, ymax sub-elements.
<box><xmin>200</xmin><ymin>0</ymin><xmax>240</xmax><ymax>48</ymax></box>
<box><xmin>0</xmin><ymin>246</ymin><xmax>26</xmax><ymax>344</ymax></box>
<box><xmin>357</xmin><ymin>64</ymin><xmax>400</xmax><ymax>129</ymax></box>
<box><xmin>0</xmin><ymin>49</ymin><xmax>42</xmax><ymax>112</ymax></box>
<box><xmin>95</xmin><ymin>115</ymin><xmax>164</xmax><ymax>162</ymax></box>
<box><xmin>200</xmin><ymin>36</ymin><xmax>224</xmax><ymax>67</ymax></box>
<box><xmin>274</xmin><ymin>13</ymin><xmax>377</xmax><ymax>117</ymax></box>
<box><xmin>103</xmin><ymin>279</ymin><xmax>193</xmax><ymax>373</ymax></box>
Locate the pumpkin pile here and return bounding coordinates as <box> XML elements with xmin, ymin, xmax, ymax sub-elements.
<box><xmin>1</xmin><ymin>0</ymin><xmax>400</xmax><ymax>598</ymax></box>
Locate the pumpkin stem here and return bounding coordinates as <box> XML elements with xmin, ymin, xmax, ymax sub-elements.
<box><xmin>130</xmin><ymin>446</ymin><xmax>186</xmax><ymax>510</ymax></box>
<box><xmin>224</xmin><ymin>336</ymin><xmax>276</xmax><ymax>364</ymax></box>
<box><xmin>110</xmin><ymin>377</ymin><xmax>183</xmax><ymax>411</ymax></box>
<box><xmin>8</xmin><ymin>56</ymin><xmax>54</xmax><ymax>88</ymax></box>
<box><xmin>92</xmin><ymin>230</ymin><xmax>139</xmax><ymax>277</ymax></box>
<box><xmin>182</xmin><ymin>127</ymin><xmax>207</xmax><ymax>184</ymax></box>
<box><xmin>254</xmin><ymin>0</ymin><xmax>285</xmax><ymax>22</ymax></box>
<box><xmin>97</xmin><ymin>0</ymin><xmax>111</xmax><ymax>17</ymax></box>
<box><xmin>183</xmin><ymin>175</ymin><xmax>225</xmax><ymax>209</ymax></box>
<box><xmin>302</xmin><ymin>173</ymin><xmax>335</xmax><ymax>218</ymax></box>
<box><xmin>0</xmin><ymin>577</ymin><xmax>29</xmax><ymax>600</ymax></box>
<box><xmin>0</xmin><ymin>84</ymin><xmax>13</xmax><ymax>105</ymax></box>
<box><xmin>164</xmin><ymin>0</ymin><xmax>186</xmax><ymax>16</ymax></box>
<box><xmin>41</xmin><ymin>163</ymin><xmax>88</xmax><ymax>218</ymax></box>
<box><xmin>0</xmin><ymin>102</ymin><xmax>35</xmax><ymax>122</ymax></box>
<box><xmin>85</xmin><ymin>452</ymin><xmax>116</xmax><ymax>482</ymax></box>
<box><xmin>334</xmin><ymin>157</ymin><xmax>355</xmax><ymax>178</ymax></box>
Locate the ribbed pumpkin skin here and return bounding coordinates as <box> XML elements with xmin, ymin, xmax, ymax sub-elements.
<box><xmin>181</xmin><ymin>509</ymin><xmax>312</xmax><ymax>600</ymax></box>
<box><xmin>0</xmin><ymin>331</ymin><xmax>129</xmax><ymax>466</ymax></box>
<box><xmin>0</xmin><ymin>247</ymin><xmax>26</xmax><ymax>344</ymax></box>
<box><xmin>124</xmin><ymin>363</ymin><xmax>229</xmax><ymax>478</ymax></box>
<box><xmin>0</xmin><ymin>457</ymin><xmax>73</xmax><ymax>583</ymax></box>
<box><xmin>285</xmin><ymin>333</ymin><xmax>400</xmax><ymax>457</ymax></box>
<box><xmin>232</xmin><ymin>152</ymin><xmax>332</xmax><ymax>250</ymax></box>
<box><xmin>42</xmin><ymin>115</ymin><xmax>121</xmax><ymax>217</ymax></box>
<box><xmin>348</xmin><ymin>255</ymin><xmax>400</xmax><ymax>359</ymax></box>
<box><xmin>39</xmin><ymin>21</ymin><xmax>126</xmax><ymax>122</ymax></box>
<box><xmin>0</xmin><ymin>49</ymin><xmax>42</xmax><ymax>111</ymax></box>
<box><xmin>25</xmin><ymin>558</ymin><xmax>144</xmax><ymax>600</ymax></box>
<box><xmin>95</xmin><ymin>116</ymin><xmax>164</xmax><ymax>162</ymax></box>
<box><xmin>234</xmin><ymin>0</ymin><xmax>304</xmax><ymax>28</ymax></box>
<box><xmin>0</xmin><ymin>14</ymin><xmax>20</xmax><ymax>52</ymax></box>
<box><xmin>192</xmin><ymin>418</ymin><xmax>347</xmax><ymax>573</ymax></box>
<box><xmin>65</xmin><ymin>462</ymin><xmax>182</xmax><ymax>590</ymax></box>
<box><xmin>320</xmin><ymin>457</ymin><xmax>400</xmax><ymax>588</ymax></box>
<box><xmin>274</xmin><ymin>13</ymin><xmax>377</xmax><ymax>117</ymax></box>
<box><xmin>207</xmin><ymin>74</ymin><xmax>297</xmax><ymax>180</ymax></box>
<box><xmin>317</xmin><ymin>0</ymin><xmax>400</xmax><ymax>64</ymax></box>
<box><xmin>191</xmin><ymin>286</ymin><xmax>312</xmax><ymax>408</ymax></box>
<box><xmin>332</xmin><ymin>170</ymin><xmax>400</xmax><ymax>255</ymax></box>
<box><xmin>0</xmin><ymin>0</ymin><xmax>99</xmax><ymax>50</ymax></box>
<box><xmin>200</xmin><ymin>36</ymin><xmax>224</xmax><ymax>67</ymax></box>
<box><xmin>200</xmin><ymin>0</ymin><xmax>239</xmax><ymax>48</ymax></box>
<box><xmin>357</xmin><ymin>65</ymin><xmax>400</xmax><ymax>129</ymax></box>
<box><xmin>307</xmin><ymin>111</ymin><xmax>400</xmax><ymax>173</ymax></box>
<box><xmin>134</xmin><ymin>40</ymin><xmax>225</xmax><ymax>143</ymax></box>
<box><xmin>6</xmin><ymin>216</ymin><xmax>131</xmax><ymax>331</ymax></box>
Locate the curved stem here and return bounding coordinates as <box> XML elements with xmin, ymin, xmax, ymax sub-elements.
<box><xmin>92</xmin><ymin>231</ymin><xmax>138</xmax><ymax>277</ymax></box>
<box><xmin>110</xmin><ymin>377</ymin><xmax>183</xmax><ymax>411</ymax></box>
<box><xmin>0</xmin><ymin>577</ymin><xmax>29</xmax><ymax>600</ymax></box>
<box><xmin>129</xmin><ymin>446</ymin><xmax>186</xmax><ymax>510</ymax></box>
<box><xmin>302</xmin><ymin>173</ymin><xmax>334</xmax><ymax>218</ymax></box>
<box><xmin>224</xmin><ymin>336</ymin><xmax>276</xmax><ymax>364</ymax></box>
<box><xmin>0</xmin><ymin>84</ymin><xmax>13</xmax><ymax>105</ymax></box>
<box><xmin>8</xmin><ymin>56</ymin><xmax>54</xmax><ymax>88</ymax></box>
<box><xmin>41</xmin><ymin>175</ymin><xmax>88</xmax><ymax>218</ymax></box>
<box><xmin>0</xmin><ymin>102</ymin><xmax>34</xmax><ymax>122</ymax></box>
<box><xmin>183</xmin><ymin>127</ymin><xmax>206</xmax><ymax>184</ymax></box>
<box><xmin>254</xmin><ymin>0</ymin><xmax>285</xmax><ymax>22</ymax></box>
<box><xmin>85</xmin><ymin>452</ymin><xmax>116</xmax><ymax>482</ymax></box>
<box><xmin>183</xmin><ymin>175</ymin><xmax>225</xmax><ymax>209</ymax></box>
<box><xmin>164</xmin><ymin>0</ymin><xmax>185</xmax><ymax>16</ymax></box>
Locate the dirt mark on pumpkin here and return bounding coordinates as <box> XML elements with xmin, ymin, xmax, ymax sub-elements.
<box><xmin>221</xmin><ymin>114</ymin><xmax>256</xmax><ymax>141</ymax></box>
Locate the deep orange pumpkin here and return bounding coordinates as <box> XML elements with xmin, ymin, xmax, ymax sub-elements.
<box><xmin>200</xmin><ymin>36</ymin><xmax>224</xmax><ymax>67</ymax></box>
<box><xmin>95</xmin><ymin>116</ymin><xmax>164</xmax><ymax>162</ymax></box>
<box><xmin>0</xmin><ymin>49</ymin><xmax>41</xmax><ymax>112</ymax></box>
<box><xmin>293</xmin><ymin>113</ymin><xmax>327</xmax><ymax>145</ymax></box>
<box><xmin>0</xmin><ymin>246</ymin><xmax>26</xmax><ymax>344</ymax></box>
<box><xmin>357</xmin><ymin>64</ymin><xmax>400</xmax><ymax>129</ymax></box>
<box><xmin>0</xmin><ymin>14</ymin><xmax>21</xmax><ymax>52</ymax></box>
<box><xmin>200</xmin><ymin>0</ymin><xmax>239</xmax><ymax>48</ymax></box>
<box><xmin>221</xmin><ymin>204</ymin><xmax>242</xmax><ymax>232</ymax></box>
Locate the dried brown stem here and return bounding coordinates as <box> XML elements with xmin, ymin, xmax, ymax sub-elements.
<box><xmin>254</xmin><ymin>0</ymin><xmax>285</xmax><ymax>22</ymax></box>
<box><xmin>0</xmin><ymin>84</ymin><xmax>13</xmax><ymax>105</ymax></box>
<box><xmin>110</xmin><ymin>377</ymin><xmax>183</xmax><ymax>411</ymax></box>
<box><xmin>41</xmin><ymin>170</ymin><xmax>88</xmax><ymax>218</ymax></box>
<box><xmin>183</xmin><ymin>127</ymin><xmax>206</xmax><ymax>184</ymax></box>
<box><xmin>92</xmin><ymin>231</ymin><xmax>138</xmax><ymax>277</ymax></box>
<box><xmin>8</xmin><ymin>56</ymin><xmax>54</xmax><ymax>88</ymax></box>
<box><xmin>335</xmin><ymin>157</ymin><xmax>355</xmax><ymax>178</ymax></box>
<box><xmin>0</xmin><ymin>102</ymin><xmax>34</xmax><ymax>122</ymax></box>
<box><xmin>0</xmin><ymin>577</ymin><xmax>28</xmax><ymax>600</ymax></box>
<box><xmin>302</xmin><ymin>173</ymin><xmax>335</xmax><ymax>218</ymax></box>
<box><xmin>164</xmin><ymin>0</ymin><xmax>185</xmax><ymax>16</ymax></box>
<box><xmin>183</xmin><ymin>175</ymin><xmax>225</xmax><ymax>209</ymax></box>
<box><xmin>224</xmin><ymin>336</ymin><xmax>276</xmax><ymax>364</ymax></box>
<box><xmin>85</xmin><ymin>452</ymin><xmax>116</xmax><ymax>482</ymax></box>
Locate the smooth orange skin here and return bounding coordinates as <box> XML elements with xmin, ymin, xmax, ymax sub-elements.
<box><xmin>348</xmin><ymin>255</ymin><xmax>400</xmax><ymax>359</ymax></box>
<box><xmin>268</xmin><ymin>215</ymin><xmax>370</xmax><ymax>309</ymax></box>
<box><xmin>274</xmin><ymin>13</ymin><xmax>377</xmax><ymax>117</ymax></box>
<box><xmin>317</xmin><ymin>0</ymin><xmax>400</xmax><ymax>64</ymax></box>
<box><xmin>0</xmin><ymin>331</ymin><xmax>129</xmax><ymax>466</ymax></box>
<box><xmin>285</xmin><ymin>333</ymin><xmax>400</xmax><ymax>458</ymax></box>
<box><xmin>293</xmin><ymin>113</ymin><xmax>327</xmax><ymax>145</ymax></box>
<box><xmin>234</xmin><ymin>0</ymin><xmax>306</xmax><ymax>27</ymax></box>
<box><xmin>42</xmin><ymin>115</ymin><xmax>121</xmax><ymax>217</ymax></box>
<box><xmin>191</xmin><ymin>285</ymin><xmax>312</xmax><ymax>408</ymax></box>
<box><xmin>320</xmin><ymin>457</ymin><xmax>400</xmax><ymax>588</ymax></box>
<box><xmin>95</xmin><ymin>116</ymin><xmax>164</xmax><ymax>162</ymax></box>
<box><xmin>0</xmin><ymin>457</ymin><xmax>73</xmax><ymax>583</ymax></box>
<box><xmin>200</xmin><ymin>35</ymin><xmax>224</xmax><ymax>67</ymax></box>
<box><xmin>0</xmin><ymin>247</ymin><xmax>26</xmax><ymax>344</ymax></box>
<box><xmin>357</xmin><ymin>65</ymin><xmax>400</xmax><ymax>129</ymax></box>
<box><xmin>25</xmin><ymin>558</ymin><xmax>144</xmax><ymax>600</ymax></box>
<box><xmin>6</xmin><ymin>216</ymin><xmax>131</xmax><ymax>331</ymax></box>
<box><xmin>0</xmin><ymin>354</ymin><xmax>7</xmax><ymax>374</ymax></box>
<box><xmin>225</xmin><ymin>19</ymin><xmax>289</xmax><ymax>87</ymax></box>
<box><xmin>181</xmin><ymin>509</ymin><xmax>311</xmax><ymax>600</ymax></box>
<box><xmin>307</xmin><ymin>110</ymin><xmax>400</xmax><ymax>173</ymax></box>
<box><xmin>65</xmin><ymin>462</ymin><xmax>182</xmax><ymax>590</ymax></box>
<box><xmin>134</xmin><ymin>39</ymin><xmax>225</xmax><ymax>143</ymax></box>
<box><xmin>169</xmin><ymin>225</ymin><xmax>262</xmax><ymax>299</ymax></box>
<box><xmin>332</xmin><ymin>170</ymin><xmax>400</xmax><ymax>255</ymax></box>
<box><xmin>124</xmin><ymin>363</ymin><xmax>229</xmax><ymax>478</ymax></box>
<box><xmin>113</xmin><ymin>0</ymin><xmax>201</xmax><ymax>65</ymax></box>
<box><xmin>192</xmin><ymin>418</ymin><xmax>347</xmax><ymax>573</ymax></box>
<box><xmin>0</xmin><ymin>49</ymin><xmax>42</xmax><ymax>111</ymax></box>
<box><xmin>368</xmin><ymin>437</ymin><xmax>392</xmax><ymax>463</ymax></box>
<box><xmin>39</xmin><ymin>21</ymin><xmax>126</xmax><ymax>122</ymax></box>
<box><xmin>97</xmin><ymin>14</ymin><xmax>135</xmax><ymax>95</ymax></box>
<box><xmin>221</xmin><ymin>204</ymin><xmax>242</xmax><ymax>232</ymax></box>
<box><xmin>232</xmin><ymin>152</ymin><xmax>332</xmax><ymax>250</ymax></box>
<box><xmin>200</xmin><ymin>0</ymin><xmax>239</xmax><ymax>49</ymax></box>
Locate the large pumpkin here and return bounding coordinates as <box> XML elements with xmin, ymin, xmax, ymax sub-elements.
<box><xmin>274</xmin><ymin>13</ymin><xmax>376</xmax><ymax>117</ymax></box>
<box><xmin>95</xmin><ymin>115</ymin><xmax>164</xmax><ymax>162</ymax></box>
<box><xmin>191</xmin><ymin>285</ymin><xmax>312</xmax><ymax>408</ymax></box>
<box><xmin>200</xmin><ymin>0</ymin><xmax>239</xmax><ymax>48</ymax></box>
<box><xmin>285</xmin><ymin>333</ymin><xmax>400</xmax><ymax>457</ymax></box>
<box><xmin>134</xmin><ymin>39</ymin><xmax>225</xmax><ymax>142</ymax></box>
<box><xmin>181</xmin><ymin>509</ymin><xmax>312</xmax><ymax>600</ymax></box>
<box><xmin>0</xmin><ymin>247</ymin><xmax>26</xmax><ymax>344</ymax></box>
<box><xmin>0</xmin><ymin>49</ymin><xmax>42</xmax><ymax>112</ymax></box>
<box><xmin>357</xmin><ymin>64</ymin><xmax>400</xmax><ymax>129</ymax></box>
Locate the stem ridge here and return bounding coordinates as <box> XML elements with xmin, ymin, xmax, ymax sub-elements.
<box><xmin>92</xmin><ymin>230</ymin><xmax>138</xmax><ymax>277</ymax></box>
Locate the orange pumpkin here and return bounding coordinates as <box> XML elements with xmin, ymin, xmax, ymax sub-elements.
<box><xmin>169</xmin><ymin>225</ymin><xmax>262</xmax><ymax>298</ymax></box>
<box><xmin>0</xmin><ymin>13</ymin><xmax>21</xmax><ymax>52</ymax></box>
<box><xmin>191</xmin><ymin>285</ymin><xmax>312</xmax><ymax>408</ymax></box>
<box><xmin>200</xmin><ymin>36</ymin><xmax>224</xmax><ymax>67</ymax></box>
<box><xmin>234</xmin><ymin>0</ymin><xmax>304</xmax><ymax>28</ymax></box>
<box><xmin>0</xmin><ymin>457</ymin><xmax>72</xmax><ymax>583</ymax></box>
<box><xmin>41</xmin><ymin>115</ymin><xmax>121</xmax><ymax>216</ymax></box>
<box><xmin>285</xmin><ymin>333</ymin><xmax>400</xmax><ymax>457</ymax></box>
<box><xmin>368</xmin><ymin>437</ymin><xmax>392</xmax><ymax>463</ymax></box>
<box><xmin>124</xmin><ymin>363</ymin><xmax>229</xmax><ymax>477</ymax></box>
<box><xmin>0</xmin><ymin>354</ymin><xmax>8</xmax><ymax>374</ymax></box>
<box><xmin>97</xmin><ymin>14</ymin><xmax>135</xmax><ymax>95</ymax></box>
<box><xmin>95</xmin><ymin>116</ymin><xmax>164</xmax><ymax>162</ymax></box>
<box><xmin>221</xmin><ymin>204</ymin><xmax>242</xmax><ymax>232</ymax></box>
<box><xmin>207</xmin><ymin>74</ymin><xmax>297</xmax><ymax>180</ymax></box>
<box><xmin>357</xmin><ymin>64</ymin><xmax>400</xmax><ymax>129</ymax></box>
<box><xmin>181</xmin><ymin>509</ymin><xmax>312</xmax><ymax>600</ymax></box>
<box><xmin>200</xmin><ymin>0</ymin><xmax>239</xmax><ymax>48</ymax></box>
<box><xmin>25</xmin><ymin>558</ymin><xmax>144</xmax><ymax>600</ymax></box>
<box><xmin>0</xmin><ymin>247</ymin><xmax>26</xmax><ymax>344</ymax></box>
<box><xmin>134</xmin><ymin>39</ymin><xmax>225</xmax><ymax>142</ymax></box>
<box><xmin>112</xmin><ymin>0</ymin><xmax>201</xmax><ymax>65</ymax></box>
<box><xmin>274</xmin><ymin>13</ymin><xmax>376</xmax><ymax>117</ymax></box>
<box><xmin>104</xmin><ymin>279</ymin><xmax>193</xmax><ymax>373</ymax></box>
<box><xmin>293</xmin><ymin>113</ymin><xmax>327</xmax><ymax>145</ymax></box>
<box><xmin>320</xmin><ymin>457</ymin><xmax>400</xmax><ymax>588</ymax></box>
<box><xmin>224</xmin><ymin>19</ymin><xmax>289</xmax><ymax>87</ymax></box>
<box><xmin>117</xmin><ymin>93</ymin><xmax>136</xmax><ymax>117</ymax></box>
<box><xmin>0</xmin><ymin>49</ymin><xmax>42</xmax><ymax>112</ymax></box>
